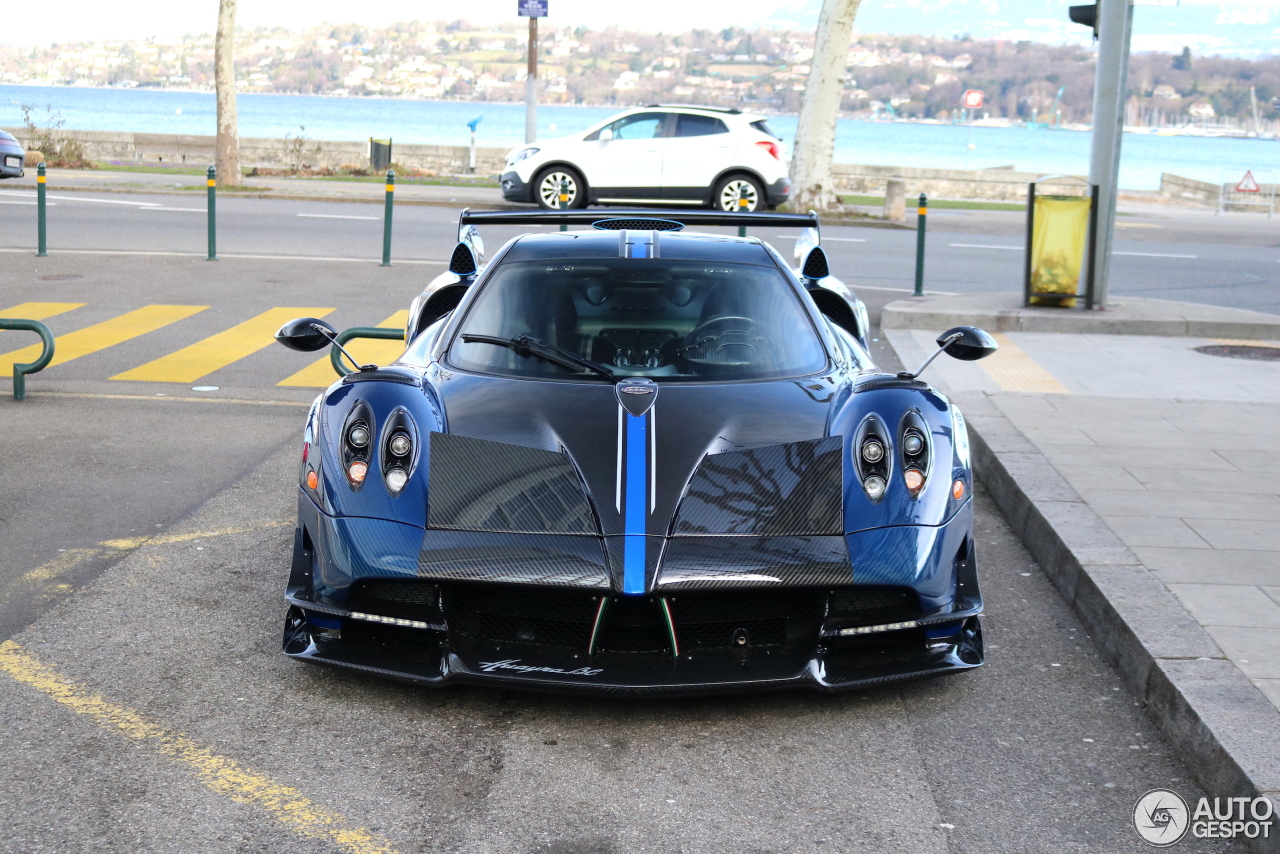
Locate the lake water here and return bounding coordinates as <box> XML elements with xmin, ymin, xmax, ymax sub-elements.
<box><xmin>3</xmin><ymin>84</ymin><xmax>1277</xmax><ymax>190</ymax></box>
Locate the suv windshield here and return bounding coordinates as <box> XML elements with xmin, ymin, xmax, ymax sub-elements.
<box><xmin>449</xmin><ymin>259</ymin><xmax>828</xmax><ymax>382</ymax></box>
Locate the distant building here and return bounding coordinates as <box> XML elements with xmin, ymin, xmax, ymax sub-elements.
<box><xmin>1152</xmin><ymin>84</ymin><xmax>1180</xmax><ymax>99</ymax></box>
<box><xmin>1188</xmin><ymin>101</ymin><xmax>1215</xmax><ymax>118</ymax></box>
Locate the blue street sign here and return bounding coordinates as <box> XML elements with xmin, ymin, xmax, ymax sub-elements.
<box><xmin>518</xmin><ymin>0</ymin><xmax>547</xmax><ymax>16</ymax></box>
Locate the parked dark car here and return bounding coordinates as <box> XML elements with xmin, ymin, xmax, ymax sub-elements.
<box><xmin>272</xmin><ymin>209</ymin><xmax>997</xmax><ymax>696</ymax></box>
<box><xmin>0</xmin><ymin>131</ymin><xmax>25</xmax><ymax>179</ymax></box>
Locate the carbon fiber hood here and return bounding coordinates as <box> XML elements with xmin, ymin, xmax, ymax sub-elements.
<box><xmin>429</xmin><ymin>370</ymin><xmax>841</xmax><ymax>540</ymax></box>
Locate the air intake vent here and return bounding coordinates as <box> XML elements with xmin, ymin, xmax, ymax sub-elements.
<box><xmin>448</xmin><ymin>242</ymin><xmax>478</xmax><ymax>276</ymax></box>
<box><xmin>592</xmin><ymin>218</ymin><xmax>684</xmax><ymax>231</ymax></box>
<box><xmin>801</xmin><ymin>246</ymin><xmax>830</xmax><ymax>279</ymax></box>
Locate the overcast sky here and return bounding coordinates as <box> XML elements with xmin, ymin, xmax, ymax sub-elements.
<box><xmin>3</xmin><ymin>0</ymin><xmax>1278</xmax><ymax>48</ymax></box>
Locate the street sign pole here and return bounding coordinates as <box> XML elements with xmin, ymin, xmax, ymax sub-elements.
<box><xmin>519</xmin><ymin>1</ymin><xmax>546</xmax><ymax>145</ymax></box>
<box><xmin>1085</xmin><ymin>0</ymin><xmax>1134</xmax><ymax>310</ymax></box>
<box><xmin>525</xmin><ymin>15</ymin><xmax>537</xmax><ymax>144</ymax></box>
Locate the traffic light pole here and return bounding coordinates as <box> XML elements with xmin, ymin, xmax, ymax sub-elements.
<box><xmin>1086</xmin><ymin>0</ymin><xmax>1134</xmax><ymax>310</ymax></box>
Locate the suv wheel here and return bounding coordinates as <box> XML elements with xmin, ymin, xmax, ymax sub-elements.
<box><xmin>713</xmin><ymin>174</ymin><xmax>763</xmax><ymax>212</ymax></box>
<box><xmin>535</xmin><ymin>167</ymin><xmax>586</xmax><ymax>210</ymax></box>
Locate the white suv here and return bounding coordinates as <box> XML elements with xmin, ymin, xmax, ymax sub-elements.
<box><xmin>500</xmin><ymin>105</ymin><xmax>791</xmax><ymax>211</ymax></box>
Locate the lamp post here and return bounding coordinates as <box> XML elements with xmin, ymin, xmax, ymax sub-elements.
<box><xmin>518</xmin><ymin>0</ymin><xmax>548</xmax><ymax>144</ymax></box>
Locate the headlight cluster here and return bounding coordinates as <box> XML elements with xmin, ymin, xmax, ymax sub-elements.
<box><xmin>899</xmin><ymin>411</ymin><xmax>930</xmax><ymax>498</ymax></box>
<box><xmin>338</xmin><ymin>401</ymin><xmax>419</xmax><ymax>495</ymax></box>
<box><xmin>854</xmin><ymin>415</ymin><xmax>891</xmax><ymax>502</ymax></box>
<box><xmin>512</xmin><ymin>146</ymin><xmax>540</xmax><ymax>164</ymax></box>
<box><xmin>854</xmin><ymin>411</ymin><xmax>934</xmax><ymax>502</ymax></box>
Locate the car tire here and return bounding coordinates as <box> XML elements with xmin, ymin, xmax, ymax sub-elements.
<box><xmin>712</xmin><ymin>174</ymin><xmax>764</xmax><ymax>212</ymax></box>
<box><xmin>534</xmin><ymin>166</ymin><xmax>587</xmax><ymax>210</ymax></box>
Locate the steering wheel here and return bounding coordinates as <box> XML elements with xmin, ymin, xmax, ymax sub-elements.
<box><xmin>686</xmin><ymin>315</ymin><xmax>758</xmax><ymax>340</ymax></box>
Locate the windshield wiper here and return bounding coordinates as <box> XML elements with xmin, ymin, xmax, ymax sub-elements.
<box><xmin>460</xmin><ymin>333</ymin><xmax>615</xmax><ymax>379</ymax></box>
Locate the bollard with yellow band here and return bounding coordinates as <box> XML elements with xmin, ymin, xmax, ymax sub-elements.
<box><xmin>737</xmin><ymin>186</ymin><xmax>749</xmax><ymax>237</ymax></box>
<box><xmin>913</xmin><ymin>193</ymin><xmax>928</xmax><ymax>297</ymax></box>
<box><xmin>206</xmin><ymin>165</ymin><xmax>217</xmax><ymax>261</ymax></box>
<box><xmin>381</xmin><ymin>170</ymin><xmax>395</xmax><ymax>267</ymax></box>
<box><xmin>558</xmin><ymin>176</ymin><xmax>569</xmax><ymax>232</ymax></box>
<box><xmin>35</xmin><ymin>163</ymin><xmax>48</xmax><ymax>257</ymax></box>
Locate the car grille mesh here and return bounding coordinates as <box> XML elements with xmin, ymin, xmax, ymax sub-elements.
<box><xmin>347</xmin><ymin>580</ymin><xmax>441</xmax><ymax>622</ymax></box>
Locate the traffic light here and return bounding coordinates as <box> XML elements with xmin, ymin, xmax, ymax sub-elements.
<box><xmin>1069</xmin><ymin>4</ymin><xmax>1099</xmax><ymax>38</ymax></box>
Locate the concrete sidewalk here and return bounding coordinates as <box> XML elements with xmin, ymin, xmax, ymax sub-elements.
<box><xmin>885</xmin><ymin>294</ymin><xmax>1280</xmax><ymax>850</ymax></box>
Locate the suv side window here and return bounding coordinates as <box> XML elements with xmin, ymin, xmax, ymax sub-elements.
<box><xmin>608</xmin><ymin>112</ymin><xmax>666</xmax><ymax>140</ymax></box>
<box><xmin>675</xmin><ymin>114</ymin><xmax>729</xmax><ymax>137</ymax></box>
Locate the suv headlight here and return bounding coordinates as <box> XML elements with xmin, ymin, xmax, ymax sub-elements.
<box><xmin>512</xmin><ymin>146</ymin><xmax>540</xmax><ymax>164</ymax></box>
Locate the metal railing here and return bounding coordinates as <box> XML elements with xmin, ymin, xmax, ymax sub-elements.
<box><xmin>0</xmin><ymin>319</ymin><xmax>55</xmax><ymax>400</ymax></box>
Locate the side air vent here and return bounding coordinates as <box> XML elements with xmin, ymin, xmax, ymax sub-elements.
<box><xmin>592</xmin><ymin>218</ymin><xmax>685</xmax><ymax>231</ymax></box>
<box><xmin>448</xmin><ymin>242</ymin><xmax>478</xmax><ymax>276</ymax></box>
<box><xmin>800</xmin><ymin>245</ymin><xmax>830</xmax><ymax>279</ymax></box>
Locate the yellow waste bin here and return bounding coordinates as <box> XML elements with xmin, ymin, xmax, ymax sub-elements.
<box><xmin>1023</xmin><ymin>179</ymin><xmax>1098</xmax><ymax>309</ymax></box>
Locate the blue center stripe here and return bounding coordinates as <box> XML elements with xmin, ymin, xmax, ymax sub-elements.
<box><xmin>623</xmin><ymin>411</ymin><xmax>647</xmax><ymax>594</ymax></box>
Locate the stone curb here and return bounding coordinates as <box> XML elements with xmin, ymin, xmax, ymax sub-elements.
<box><xmin>957</xmin><ymin>392</ymin><xmax>1280</xmax><ymax>853</ymax></box>
<box><xmin>883</xmin><ymin>294</ymin><xmax>1280</xmax><ymax>340</ymax></box>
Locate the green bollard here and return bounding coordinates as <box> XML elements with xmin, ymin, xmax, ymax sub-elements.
<box><xmin>206</xmin><ymin>165</ymin><xmax>217</xmax><ymax>261</ymax></box>
<box><xmin>381</xmin><ymin>170</ymin><xmax>395</xmax><ymax>266</ymax></box>
<box><xmin>35</xmin><ymin>163</ymin><xmax>47</xmax><ymax>257</ymax></box>
<box><xmin>0</xmin><ymin>318</ymin><xmax>55</xmax><ymax>400</ymax></box>
<box><xmin>558</xmin><ymin>177</ymin><xmax>568</xmax><ymax>232</ymax></box>
<box><xmin>913</xmin><ymin>193</ymin><xmax>928</xmax><ymax>297</ymax></box>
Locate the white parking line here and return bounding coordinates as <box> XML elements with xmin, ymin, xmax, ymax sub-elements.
<box><xmin>148</xmin><ymin>207</ymin><xmax>206</xmax><ymax>212</ymax></box>
<box><xmin>1114</xmin><ymin>251</ymin><xmax>1197</xmax><ymax>258</ymax></box>
<box><xmin>0</xmin><ymin>200</ymin><xmax>48</xmax><ymax>206</ymax></box>
<box><xmin>950</xmin><ymin>243</ymin><xmax>1021</xmax><ymax>250</ymax></box>
<box><xmin>774</xmin><ymin>235</ymin><xmax>867</xmax><ymax>242</ymax></box>
<box><xmin>298</xmin><ymin>214</ymin><xmax>380</xmax><ymax>221</ymax></box>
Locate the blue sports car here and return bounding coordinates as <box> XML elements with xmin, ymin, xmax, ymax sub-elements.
<box><xmin>274</xmin><ymin>209</ymin><xmax>997</xmax><ymax>695</ymax></box>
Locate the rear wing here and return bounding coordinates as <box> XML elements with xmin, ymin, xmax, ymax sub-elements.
<box><xmin>457</xmin><ymin>208</ymin><xmax>819</xmax><ymax>241</ymax></box>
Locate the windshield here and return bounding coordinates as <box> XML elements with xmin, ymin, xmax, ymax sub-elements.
<box><xmin>448</xmin><ymin>259</ymin><xmax>828</xmax><ymax>382</ymax></box>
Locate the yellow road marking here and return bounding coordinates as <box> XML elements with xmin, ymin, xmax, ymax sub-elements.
<box><xmin>0</xmin><ymin>522</ymin><xmax>292</xmax><ymax>608</ymax></box>
<box><xmin>277</xmin><ymin>310</ymin><xmax>409</xmax><ymax>388</ymax></box>
<box><xmin>0</xmin><ymin>641</ymin><xmax>401</xmax><ymax>854</ymax></box>
<box><xmin>0</xmin><ymin>301</ymin><xmax>85</xmax><ymax>321</ymax></box>
<box><xmin>1212</xmin><ymin>338</ymin><xmax>1280</xmax><ymax>350</ymax></box>
<box><xmin>978</xmin><ymin>333</ymin><xmax>1070</xmax><ymax>394</ymax></box>
<box><xmin>42</xmin><ymin>391</ymin><xmax>310</xmax><ymax>406</ymax></box>
<box><xmin>0</xmin><ymin>305</ymin><xmax>208</xmax><ymax>377</ymax></box>
<box><xmin>112</xmin><ymin>307</ymin><xmax>334</xmax><ymax>383</ymax></box>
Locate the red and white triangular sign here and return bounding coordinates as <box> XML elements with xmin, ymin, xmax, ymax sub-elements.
<box><xmin>1236</xmin><ymin>170</ymin><xmax>1261</xmax><ymax>193</ymax></box>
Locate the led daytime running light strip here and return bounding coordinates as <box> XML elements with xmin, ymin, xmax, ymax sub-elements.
<box><xmin>348</xmin><ymin>611</ymin><xmax>432</xmax><ymax>630</ymax></box>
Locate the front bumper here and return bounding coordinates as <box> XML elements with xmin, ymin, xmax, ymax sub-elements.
<box><xmin>500</xmin><ymin>170</ymin><xmax>531</xmax><ymax>202</ymax></box>
<box><xmin>283</xmin><ymin>495</ymin><xmax>983</xmax><ymax>696</ymax></box>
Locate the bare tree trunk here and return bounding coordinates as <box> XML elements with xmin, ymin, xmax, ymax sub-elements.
<box><xmin>215</xmin><ymin>0</ymin><xmax>241</xmax><ymax>186</ymax></box>
<box><xmin>790</xmin><ymin>0</ymin><xmax>862</xmax><ymax>212</ymax></box>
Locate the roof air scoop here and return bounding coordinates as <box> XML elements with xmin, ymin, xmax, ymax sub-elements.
<box><xmin>617</xmin><ymin>230</ymin><xmax>661</xmax><ymax>260</ymax></box>
<box><xmin>448</xmin><ymin>241</ymin><xmax>478</xmax><ymax>276</ymax></box>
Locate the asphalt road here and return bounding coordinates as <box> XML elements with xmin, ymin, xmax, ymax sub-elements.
<box><xmin>0</xmin><ymin>196</ymin><xmax>1263</xmax><ymax>852</ymax></box>
<box><xmin>2</xmin><ymin>187</ymin><xmax>1279</xmax><ymax>312</ymax></box>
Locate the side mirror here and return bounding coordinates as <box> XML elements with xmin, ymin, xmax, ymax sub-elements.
<box><xmin>939</xmin><ymin>326</ymin><xmax>999</xmax><ymax>361</ymax></box>
<box><xmin>275</xmin><ymin>317</ymin><xmax>337</xmax><ymax>352</ymax></box>
<box><xmin>599</xmin><ymin>128</ymin><xmax>614</xmax><ymax>142</ymax></box>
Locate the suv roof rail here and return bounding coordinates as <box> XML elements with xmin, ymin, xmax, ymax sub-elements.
<box><xmin>642</xmin><ymin>104</ymin><xmax>743</xmax><ymax>114</ymax></box>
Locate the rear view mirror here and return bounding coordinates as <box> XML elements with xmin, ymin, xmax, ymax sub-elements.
<box><xmin>939</xmin><ymin>326</ymin><xmax>999</xmax><ymax>361</ymax></box>
<box><xmin>275</xmin><ymin>317</ymin><xmax>337</xmax><ymax>352</ymax></box>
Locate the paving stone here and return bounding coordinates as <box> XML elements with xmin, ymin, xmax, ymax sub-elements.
<box><xmin>1255</xmin><ymin>679</ymin><xmax>1280</xmax><ymax>709</ymax></box>
<box><xmin>1207</xmin><ymin>626</ymin><xmax>1280</xmax><ymax>678</ymax></box>
<box><xmin>994</xmin><ymin>454</ymin><xmax>1079</xmax><ymax>503</ymax></box>
<box><xmin>1126</xmin><ymin>467</ymin><xmax>1277</xmax><ymax>494</ymax></box>
<box><xmin>1184</xmin><ymin>518</ymin><xmax>1280</xmax><ymax>551</ymax></box>
<box><xmin>1216</xmin><ymin>448</ymin><xmax>1280</xmax><ymax>473</ymax></box>
<box><xmin>1037</xmin><ymin>501</ymin><xmax>1141</xmax><ymax>567</ymax></box>
<box><xmin>1031</xmin><ymin>445</ymin><xmax>1239</xmax><ymax>471</ymax></box>
<box><xmin>1081</xmin><ymin>489</ymin><xmax>1280</xmax><ymax>521</ymax></box>
<box><xmin>1264</xmin><ymin>586</ymin><xmax>1280</xmax><ymax>608</ymax></box>
<box><xmin>1081</xmin><ymin>428</ymin><xmax>1280</xmax><ymax>451</ymax></box>
<box><xmin>1137</xmin><ymin>548</ymin><xmax>1280</xmax><ymax>586</ymax></box>
<box><xmin>1102</xmin><ymin>516</ymin><xmax>1214</xmax><ymax>549</ymax></box>
<box><xmin>1167</xmin><ymin>584</ymin><xmax>1280</xmax><ymax>628</ymax></box>
<box><xmin>1056</xmin><ymin>465</ymin><xmax>1146</xmax><ymax>492</ymax></box>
